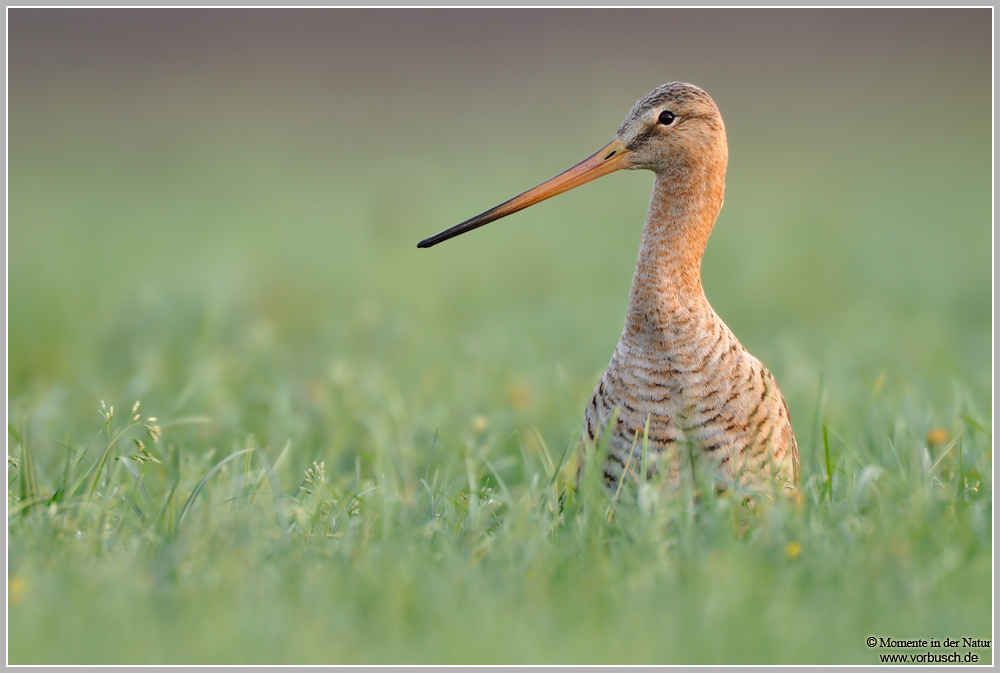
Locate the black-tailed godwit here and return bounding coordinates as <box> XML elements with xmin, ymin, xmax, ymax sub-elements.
<box><xmin>419</xmin><ymin>82</ymin><xmax>799</xmax><ymax>495</ymax></box>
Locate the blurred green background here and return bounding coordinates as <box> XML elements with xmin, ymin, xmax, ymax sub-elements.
<box><xmin>8</xmin><ymin>8</ymin><xmax>992</xmax><ymax>665</ymax></box>
<box><xmin>9</xmin><ymin>9</ymin><xmax>991</xmax><ymax>422</ymax></box>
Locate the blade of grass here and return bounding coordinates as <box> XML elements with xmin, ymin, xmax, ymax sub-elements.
<box><xmin>175</xmin><ymin>448</ymin><xmax>254</xmax><ymax>531</ymax></box>
<box><xmin>117</xmin><ymin>455</ymin><xmax>156</xmax><ymax>514</ymax></box>
<box><xmin>640</xmin><ymin>415</ymin><xmax>651</xmax><ymax>484</ymax></box>
<box><xmin>252</xmin><ymin>448</ymin><xmax>289</xmax><ymax>545</ymax></box>
<box><xmin>543</xmin><ymin>436</ymin><xmax>574</xmax><ymax>489</ymax></box>
<box><xmin>607</xmin><ymin>427</ymin><xmax>638</xmax><ymax>524</ymax></box>
<box><xmin>17</xmin><ymin>423</ymin><xmax>39</xmax><ymax>510</ymax></box>
<box><xmin>926</xmin><ymin>434</ymin><xmax>961</xmax><ymax>476</ymax></box>
<box><xmin>822</xmin><ymin>424</ymin><xmax>833</xmax><ymax>502</ymax></box>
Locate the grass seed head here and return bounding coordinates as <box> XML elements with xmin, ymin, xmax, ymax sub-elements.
<box><xmin>146</xmin><ymin>425</ymin><xmax>162</xmax><ymax>444</ymax></box>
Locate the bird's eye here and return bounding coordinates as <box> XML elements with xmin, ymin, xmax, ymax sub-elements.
<box><xmin>657</xmin><ymin>110</ymin><xmax>676</xmax><ymax>126</ymax></box>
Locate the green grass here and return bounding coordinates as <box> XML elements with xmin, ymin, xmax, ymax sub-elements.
<box><xmin>7</xmin><ymin>21</ymin><xmax>992</xmax><ymax>662</ymax></box>
<box><xmin>6</xmin><ymin>370</ymin><xmax>992</xmax><ymax>664</ymax></box>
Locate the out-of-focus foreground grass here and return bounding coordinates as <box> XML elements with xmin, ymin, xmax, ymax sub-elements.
<box><xmin>7</xmin><ymin>9</ymin><xmax>992</xmax><ymax>664</ymax></box>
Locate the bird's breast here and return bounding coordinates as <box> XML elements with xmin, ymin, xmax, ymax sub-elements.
<box><xmin>583</xmin><ymin>313</ymin><xmax>797</xmax><ymax>491</ymax></box>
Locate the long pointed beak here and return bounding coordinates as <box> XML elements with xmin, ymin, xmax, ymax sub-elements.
<box><xmin>417</xmin><ymin>138</ymin><xmax>634</xmax><ymax>248</ymax></box>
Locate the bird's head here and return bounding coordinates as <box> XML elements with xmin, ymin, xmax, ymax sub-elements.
<box><xmin>614</xmin><ymin>82</ymin><xmax>728</xmax><ymax>175</ymax></box>
<box><xmin>418</xmin><ymin>82</ymin><xmax>726</xmax><ymax>249</ymax></box>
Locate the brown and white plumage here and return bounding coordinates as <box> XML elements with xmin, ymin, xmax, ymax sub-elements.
<box><xmin>419</xmin><ymin>82</ymin><xmax>799</xmax><ymax>495</ymax></box>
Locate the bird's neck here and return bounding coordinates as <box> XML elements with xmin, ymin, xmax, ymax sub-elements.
<box><xmin>622</xmin><ymin>167</ymin><xmax>725</xmax><ymax>341</ymax></box>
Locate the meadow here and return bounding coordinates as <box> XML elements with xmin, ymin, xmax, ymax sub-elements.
<box><xmin>7</xmin><ymin>9</ymin><xmax>992</xmax><ymax>664</ymax></box>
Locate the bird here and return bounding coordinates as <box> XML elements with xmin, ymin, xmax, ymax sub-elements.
<box><xmin>418</xmin><ymin>82</ymin><xmax>799</xmax><ymax>496</ymax></box>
